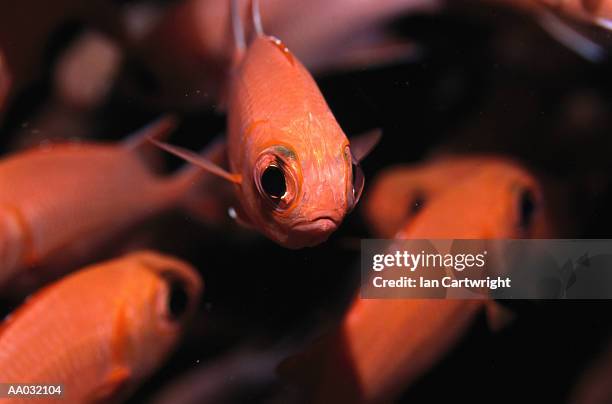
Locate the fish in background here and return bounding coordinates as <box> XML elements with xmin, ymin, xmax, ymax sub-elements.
<box><xmin>363</xmin><ymin>156</ymin><xmax>507</xmax><ymax>238</ymax></box>
<box><xmin>0</xmin><ymin>116</ymin><xmax>216</xmax><ymax>292</ymax></box>
<box><xmin>125</xmin><ymin>0</ymin><xmax>430</xmax><ymax>108</ymax></box>
<box><xmin>0</xmin><ymin>0</ymin><xmax>123</xmax><ymax>104</ymax></box>
<box><xmin>280</xmin><ymin>159</ymin><xmax>553</xmax><ymax>403</ymax></box>
<box><xmin>0</xmin><ymin>250</ymin><xmax>202</xmax><ymax>404</ymax></box>
<box><xmin>0</xmin><ymin>49</ymin><xmax>9</xmax><ymax>114</ymax></box>
<box><xmin>150</xmin><ymin>0</ymin><xmax>381</xmax><ymax>249</ymax></box>
<box><xmin>10</xmin><ymin>30</ymin><xmax>123</xmax><ymax>151</ymax></box>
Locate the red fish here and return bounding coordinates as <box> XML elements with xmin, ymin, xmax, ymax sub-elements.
<box><xmin>282</xmin><ymin>159</ymin><xmax>551</xmax><ymax>403</ymax></box>
<box><xmin>0</xmin><ymin>117</ymin><xmax>206</xmax><ymax>290</ymax></box>
<box><xmin>0</xmin><ymin>250</ymin><xmax>202</xmax><ymax>403</ymax></box>
<box><xmin>151</xmin><ymin>0</ymin><xmax>380</xmax><ymax>249</ymax></box>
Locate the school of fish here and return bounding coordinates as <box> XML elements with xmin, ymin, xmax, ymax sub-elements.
<box><xmin>0</xmin><ymin>0</ymin><xmax>609</xmax><ymax>403</ymax></box>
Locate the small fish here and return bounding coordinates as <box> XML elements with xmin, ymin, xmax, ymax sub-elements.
<box><xmin>0</xmin><ymin>250</ymin><xmax>202</xmax><ymax>403</ymax></box>
<box><xmin>151</xmin><ymin>0</ymin><xmax>381</xmax><ymax>249</ymax></box>
<box><xmin>0</xmin><ymin>0</ymin><xmax>124</xmax><ymax>98</ymax></box>
<box><xmin>282</xmin><ymin>159</ymin><xmax>549</xmax><ymax>403</ymax></box>
<box><xmin>363</xmin><ymin>156</ymin><xmax>502</xmax><ymax>238</ymax></box>
<box><xmin>0</xmin><ymin>116</ymin><xmax>205</xmax><ymax>289</ymax></box>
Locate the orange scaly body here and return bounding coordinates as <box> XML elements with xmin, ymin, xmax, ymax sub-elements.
<box><xmin>285</xmin><ymin>159</ymin><xmax>551</xmax><ymax>403</ymax></box>
<box><xmin>225</xmin><ymin>34</ymin><xmax>355</xmax><ymax>248</ymax></box>
<box><xmin>0</xmin><ymin>250</ymin><xmax>202</xmax><ymax>403</ymax></box>
<box><xmin>0</xmin><ymin>118</ymin><xmax>199</xmax><ymax>288</ymax></box>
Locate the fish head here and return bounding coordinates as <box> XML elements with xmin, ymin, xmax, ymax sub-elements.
<box><xmin>119</xmin><ymin>251</ymin><xmax>202</xmax><ymax>375</ymax></box>
<box><xmin>242</xmin><ymin>123</ymin><xmax>356</xmax><ymax>248</ymax></box>
<box><xmin>363</xmin><ymin>157</ymin><xmax>499</xmax><ymax>238</ymax></box>
<box><xmin>363</xmin><ymin>166</ymin><xmax>429</xmax><ymax>238</ymax></box>
<box><xmin>398</xmin><ymin>160</ymin><xmax>550</xmax><ymax>238</ymax></box>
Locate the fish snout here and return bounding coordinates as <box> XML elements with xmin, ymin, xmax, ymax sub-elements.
<box><xmin>289</xmin><ymin>212</ymin><xmax>343</xmax><ymax>247</ymax></box>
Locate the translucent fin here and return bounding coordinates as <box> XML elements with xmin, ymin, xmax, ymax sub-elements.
<box><xmin>538</xmin><ymin>10</ymin><xmax>606</xmax><ymax>62</ymax></box>
<box><xmin>231</xmin><ymin>0</ymin><xmax>246</xmax><ymax>53</ymax></box>
<box><xmin>149</xmin><ymin>137</ymin><xmax>242</xmax><ymax>184</ymax></box>
<box><xmin>252</xmin><ymin>0</ymin><xmax>264</xmax><ymax>37</ymax></box>
<box><xmin>122</xmin><ymin>114</ymin><xmax>178</xmax><ymax>151</ymax></box>
<box><xmin>350</xmin><ymin>129</ymin><xmax>382</xmax><ymax>163</ymax></box>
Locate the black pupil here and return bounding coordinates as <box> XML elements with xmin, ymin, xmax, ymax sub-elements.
<box><xmin>519</xmin><ymin>190</ymin><xmax>536</xmax><ymax>230</ymax></box>
<box><xmin>168</xmin><ymin>280</ymin><xmax>189</xmax><ymax>321</ymax></box>
<box><xmin>262</xmin><ymin>165</ymin><xmax>286</xmax><ymax>199</ymax></box>
<box><xmin>410</xmin><ymin>193</ymin><xmax>426</xmax><ymax>215</ymax></box>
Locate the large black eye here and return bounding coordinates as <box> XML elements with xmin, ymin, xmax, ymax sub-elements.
<box><xmin>167</xmin><ymin>279</ymin><xmax>190</xmax><ymax>321</ymax></box>
<box><xmin>261</xmin><ymin>165</ymin><xmax>286</xmax><ymax>199</ymax></box>
<box><xmin>410</xmin><ymin>193</ymin><xmax>426</xmax><ymax>215</ymax></box>
<box><xmin>519</xmin><ymin>189</ymin><xmax>536</xmax><ymax>231</ymax></box>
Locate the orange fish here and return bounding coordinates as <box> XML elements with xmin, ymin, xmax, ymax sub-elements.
<box><xmin>0</xmin><ymin>117</ymin><xmax>205</xmax><ymax>289</ymax></box>
<box><xmin>363</xmin><ymin>156</ymin><xmax>505</xmax><ymax>238</ymax></box>
<box><xmin>0</xmin><ymin>250</ymin><xmax>202</xmax><ymax>403</ymax></box>
<box><xmin>282</xmin><ymin>159</ymin><xmax>552</xmax><ymax>403</ymax></box>
<box><xmin>151</xmin><ymin>0</ymin><xmax>380</xmax><ymax>249</ymax></box>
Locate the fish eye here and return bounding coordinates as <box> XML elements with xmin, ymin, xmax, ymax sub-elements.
<box><xmin>254</xmin><ymin>147</ymin><xmax>300</xmax><ymax>210</ymax></box>
<box><xmin>261</xmin><ymin>165</ymin><xmax>287</xmax><ymax>199</ymax></box>
<box><xmin>518</xmin><ymin>189</ymin><xmax>537</xmax><ymax>231</ymax></box>
<box><xmin>165</xmin><ymin>277</ymin><xmax>190</xmax><ymax>322</ymax></box>
<box><xmin>409</xmin><ymin>193</ymin><xmax>426</xmax><ymax>216</ymax></box>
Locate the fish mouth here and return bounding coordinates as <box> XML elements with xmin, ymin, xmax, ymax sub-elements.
<box><xmin>292</xmin><ymin>217</ymin><xmax>340</xmax><ymax>233</ymax></box>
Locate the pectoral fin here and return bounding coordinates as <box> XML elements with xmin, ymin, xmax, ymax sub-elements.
<box><xmin>148</xmin><ymin>138</ymin><xmax>242</xmax><ymax>184</ymax></box>
<box><xmin>88</xmin><ymin>366</ymin><xmax>131</xmax><ymax>403</ymax></box>
<box><xmin>228</xmin><ymin>206</ymin><xmax>253</xmax><ymax>229</ymax></box>
<box><xmin>349</xmin><ymin>129</ymin><xmax>382</xmax><ymax>163</ymax></box>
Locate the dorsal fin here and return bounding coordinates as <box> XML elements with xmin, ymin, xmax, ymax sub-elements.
<box><xmin>231</xmin><ymin>0</ymin><xmax>246</xmax><ymax>55</ymax></box>
<box><xmin>251</xmin><ymin>0</ymin><xmax>264</xmax><ymax>37</ymax></box>
<box><xmin>122</xmin><ymin>115</ymin><xmax>178</xmax><ymax>151</ymax></box>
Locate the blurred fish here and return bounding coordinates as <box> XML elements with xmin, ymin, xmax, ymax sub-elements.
<box><xmin>0</xmin><ymin>0</ymin><xmax>123</xmax><ymax>101</ymax></box>
<box><xmin>0</xmin><ymin>49</ymin><xmax>9</xmax><ymax>113</ymax></box>
<box><xmin>150</xmin><ymin>0</ymin><xmax>381</xmax><ymax>249</ymax></box>
<box><xmin>9</xmin><ymin>31</ymin><xmax>122</xmax><ymax>151</ymax></box>
<box><xmin>126</xmin><ymin>0</ymin><xmax>430</xmax><ymax>108</ymax></box>
<box><xmin>0</xmin><ymin>116</ymin><xmax>207</xmax><ymax>290</ymax></box>
<box><xmin>54</xmin><ymin>30</ymin><xmax>122</xmax><ymax>111</ymax></box>
<box><xmin>363</xmin><ymin>156</ymin><xmax>505</xmax><ymax>238</ymax></box>
<box><xmin>281</xmin><ymin>159</ymin><xmax>552</xmax><ymax>403</ymax></box>
<box><xmin>0</xmin><ymin>250</ymin><xmax>202</xmax><ymax>403</ymax></box>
